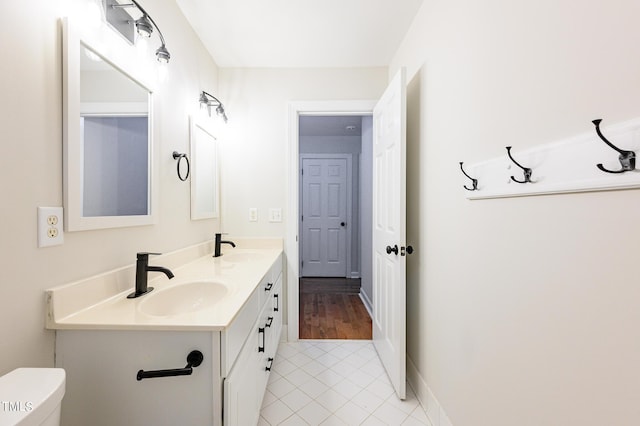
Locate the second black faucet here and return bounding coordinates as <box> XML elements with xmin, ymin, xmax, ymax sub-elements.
<box><xmin>214</xmin><ymin>233</ymin><xmax>236</xmax><ymax>257</ymax></box>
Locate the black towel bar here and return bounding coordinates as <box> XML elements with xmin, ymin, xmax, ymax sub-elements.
<box><xmin>136</xmin><ymin>350</ymin><xmax>203</xmax><ymax>381</ymax></box>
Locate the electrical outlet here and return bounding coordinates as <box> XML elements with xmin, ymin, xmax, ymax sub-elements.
<box><xmin>38</xmin><ymin>207</ymin><xmax>64</xmax><ymax>248</ymax></box>
<box><xmin>269</xmin><ymin>208</ymin><xmax>282</xmax><ymax>223</ymax></box>
<box><xmin>249</xmin><ymin>208</ymin><xmax>258</xmax><ymax>222</ymax></box>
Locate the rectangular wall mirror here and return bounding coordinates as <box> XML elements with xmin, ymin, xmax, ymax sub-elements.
<box><xmin>190</xmin><ymin>116</ymin><xmax>220</xmax><ymax>220</ymax></box>
<box><xmin>62</xmin><ymin>18</ymin><xmax>156</xmax><ymax>231</ymax></box>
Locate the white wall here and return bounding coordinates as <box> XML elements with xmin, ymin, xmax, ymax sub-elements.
<box><xmin>390</xmin><ymin>0</ymin><xmax>640</xmax><ymax>425</ymax></box>
<box><xmin>217</xmin><ymin>68</ymin><xmax>387</xmax><ymax>238</ymax></box>
<box><xmin>0</xmin><ymin>0</ymin><xmax>220</xmax><ymax>375</ymax></box>
<box><xmin>217</xmin><ymin>68</ymin><xmax>386</xmax><ymax>327</ymax></box>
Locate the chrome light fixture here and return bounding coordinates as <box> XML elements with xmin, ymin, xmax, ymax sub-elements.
<box><xmin>104</xmin><ymin>0</ymin><xmax>170</xmax><ymax>64</ymax></box>
<box><xmin>199</xmin><ymin>91</ymin><xmax>228</xmax><ymax>122</ymax></box>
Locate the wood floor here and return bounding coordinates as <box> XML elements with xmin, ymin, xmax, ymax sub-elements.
<box><xmin>299</xmin><ymin>277</ymin><xmax>372</xmax><ymax>340</ymax></box>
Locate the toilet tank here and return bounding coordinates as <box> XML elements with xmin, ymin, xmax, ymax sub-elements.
<box><xmin>0</xmin><ymin>368</ymin><xmax>65</xmax><ymax>426</ymax></box>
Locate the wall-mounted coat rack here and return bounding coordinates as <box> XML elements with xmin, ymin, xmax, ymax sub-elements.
<box><xmin>459</xmin><ymin>162</ymin><xmax>478</xmax><ymax>191</ymax></box>
<box><xmin>505</xmin><ymin>146</ymin><xmax>533</xmax><ymax>184</ymax></box>
<box><xmin>461</xmin><ymin>117</ymin><xmax>640</xmax><ymax>200</ymax></box>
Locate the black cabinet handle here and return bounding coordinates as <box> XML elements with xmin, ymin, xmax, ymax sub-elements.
<box><xmin>258</xmin><ymin>328</ymin><xmax>265</xmax><ymax>352</ymax></box>
<box><xmin>266</xmin><ymin>316</ymin><xmax>274</xmax><ymax>328</ymax></box>
<box><xmin>265</xmin><ymin>357</ymin><xmax>274</xmax><ymax>371</ymax></box>
<box><xmin>340</xmin><ymin>222</ymin><xmax>346</xmax><ymax>227</ymax></box>
<box><xmin>274</xmin><ymin>294</ymin><xmax>279</xmax><ymax>312</ymax></box>
<box><xmin>265</xmin><ymin>282</ymin><xmax>273</xmax><ymax>291</ymax></box>
<box><xmin>136</xmin><ymin>350</ymin><xmax>203</xmax><ymax>381</ymax></box>
<box><xmin>386</xmin><ymin>245</ymin><xmax>398</xmax><ymax>255</ymax></box>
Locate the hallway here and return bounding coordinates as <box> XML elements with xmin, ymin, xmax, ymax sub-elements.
<box><xmin>299</xmin><ymin>278</ymin><xmax>372</xmax><ymax>340</ymax></box>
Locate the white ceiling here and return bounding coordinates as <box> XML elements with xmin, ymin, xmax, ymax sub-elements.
<box><xmin>175</xmin><ymin>0</ymin><xmax>424</xmax><ymax>68</ymax></box>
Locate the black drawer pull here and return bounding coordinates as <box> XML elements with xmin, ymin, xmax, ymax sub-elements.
<box><xmin>265</xmin><ymin>357</ymin><xmax>274</xmax><ymax>371</ymax></box>
<box><xmin>266</xmin><ymin>317</ymin><xmax>274</xmax><ymax>327</ymax></box>
<box><xmin>274</xmin><ymin>294</ymin><xmax>279</xmax><ymax>312</ymax></box>
<box><xmin>258</xmin><ymin>328</ymin><xmax>265</xmax><ymax>352</ymax></box>
<box><xmin>265</xmin><ymin>282</ymin><xmax>273</xmax><ymax>291</ymax></box>
<box><xmin>136</xmin><ymin>350</ymin><xmax>203</xmax><ymax>381</ymax></box>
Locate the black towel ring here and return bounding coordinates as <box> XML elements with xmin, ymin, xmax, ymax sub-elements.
<box><xmin>172</xmin><ymin>151</ymin><xmax>190</xmax><ymax>181</ymax></box>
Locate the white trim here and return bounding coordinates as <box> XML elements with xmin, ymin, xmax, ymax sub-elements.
<box><xmin>286</xmin><ymin>100</ymin><xmax>377</xmax><ymax>342</ymax></box>
<box><xmin>407</xmin><ymin>357</ymin><xmax>454</xmax><ymax>426</ymax></box>
<box><xmin>80</xmin><ymin>102</ymin><xmax>148</xmax><ymax>115</ymax></box>
<box><xmin>190</xmin><ymin>115</ymin><xmax>220</xmax><ymax>220</ymax></box>
<box><xmin>359</xmin><ymin>289</ymin><xmax>373</xmax><ymax>318</ymax></box>
<box><xmin>62</xmin><ymin>17</ymin><xmax>157</xmax><ymax>232</ymax></box>
<box><xmin>299</xmin><ymin>153</ymin><xmax>353</xmax><ymax>278</ymax></box>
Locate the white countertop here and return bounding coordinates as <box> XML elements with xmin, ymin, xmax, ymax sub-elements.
<box><xmin>46</xmin><ymin>240</ymin><xmax>283</xmax><ymax>331</ymax></box>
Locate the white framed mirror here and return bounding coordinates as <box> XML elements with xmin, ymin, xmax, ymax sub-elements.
<box><xmin>62</xmin><ymin>17</ymin><xmax>157</xmax><ymax>231</ymax></box>
<box><xmin>190</xmin><ymin>116</ymin><xmax>220</xmax><ymax>220</ymax></box>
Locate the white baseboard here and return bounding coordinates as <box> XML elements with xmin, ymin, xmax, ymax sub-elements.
<box><xmin>350</xmin><ymin>272</ymin><xmax>360</xmax><ymax>279</ymax></box>
<box><xmin>359</xmin><ymin>289</ymin><xmax>373</xmax><ymax>318</ymax></box>
<box><xmin>407</xmin><ymin>356</ymin><xmax>453</xmax><ymax>426</ymax></box>
<box><xmin>281</xmin><ymin>325</ymin><xmax>289</xmax><ymax>342</ymax></box>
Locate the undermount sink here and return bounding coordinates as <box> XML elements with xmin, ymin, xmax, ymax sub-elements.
<box><xmin>220</xmin><ymin>252</ymin><xmax>263</xmax><ymax>263</ymax></box>
<box><xmin>139</xmin><ymin>281</ymin><xmax>228</xmax><ymax>317</ymax></box>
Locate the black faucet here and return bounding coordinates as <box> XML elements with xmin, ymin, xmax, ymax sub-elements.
<box><xmin>214</xmin><ymin>233</ymin><xmax>236</xmax><ymax>257</ymax></box>
<box><xmin>127</xmin><ymin>252</ymin><xmax>174</xmax><ymax>299</ymax></box>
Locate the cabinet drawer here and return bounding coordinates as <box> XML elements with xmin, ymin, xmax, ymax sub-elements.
<box><xmin>266</xmin><ymin>275</ymin><xmax>283</xmax><ymax>359</ymax></box>
<box><xmin>221</xmin><ymin>288</ymin><xmax>259</xmax><ymax>375</ymax></box>
<box><xmin>259</xmin><ymin>253</ymin><xmax>283</xmax><ymax>307</ymax></box>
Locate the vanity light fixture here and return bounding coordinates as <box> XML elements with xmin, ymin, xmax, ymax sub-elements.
<box><xmin>104</xmin><ymin>0</ymin><xmax>171</xmax><ymax>63</ymax></box>
<box><xmin>199</xmin><ymin>91</ymin><xmax>228</xmax><ymax>122</ymax></box>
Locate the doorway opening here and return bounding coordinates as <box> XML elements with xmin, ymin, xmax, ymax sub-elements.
<box><xmin>298</xmin><ymin>114</ymin><xmax>373</xmax><ymax>340</ymax></box>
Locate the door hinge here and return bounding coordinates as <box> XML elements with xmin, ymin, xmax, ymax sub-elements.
<box><xmin>301</xmin><ymin>215</ymin><xmax>303</xmax><ymax>222</ymax></box>
<box><xmin>301</xmin><ymin>168</ymin><xmax>303</xmax><ymax>175</ymax></box>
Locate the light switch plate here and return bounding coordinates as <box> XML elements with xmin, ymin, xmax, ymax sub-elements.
<box><xmin>38</xmin><ymin>207</ymin><xmax>64</xmax><ymax>247</ymax></box>
<box><xmin>269</xmin><ymin>208</ymin><xmax>282</xmax><ymax>223</ymax></box>
<box><xmin>249</xmin><ymin>208</ymin><xmax>258</xmax><ymax>222</ymax></box>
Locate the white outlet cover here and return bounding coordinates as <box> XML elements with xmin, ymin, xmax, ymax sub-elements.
<box><xmin>38</xmin><ymin>207</ymin><xmax>64</xmax><ymax>248</ymax></box>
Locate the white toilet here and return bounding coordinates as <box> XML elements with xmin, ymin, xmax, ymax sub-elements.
<box><xmin>0</xmin><ymin>368</ymin><xmax>65</xmax><ymax>426</ymax></box>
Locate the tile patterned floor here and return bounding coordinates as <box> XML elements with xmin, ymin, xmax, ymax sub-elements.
<box><xmin>259</xmin><ymin>340</ymin><xmax>431</xmax><ymax>425</ymax></box>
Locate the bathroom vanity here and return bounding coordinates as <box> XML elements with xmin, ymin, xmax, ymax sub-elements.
<box><xmin>46</xmin><ymin>240</ymin><xmax>283</xmax><ymax>426</ymax></box>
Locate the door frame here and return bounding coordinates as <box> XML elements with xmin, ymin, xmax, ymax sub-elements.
<box><xmin>286</xmin><ymin>100</ymin><xmax>377</xmax><ymax>342</ymax></box>
<box><xmin>299</xmin><ymin>154</ymin><xmax>353</xmax><ymax>278</ymax></box>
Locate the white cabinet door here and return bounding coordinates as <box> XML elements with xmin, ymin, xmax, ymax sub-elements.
<box><xmin>56</xmin><ymin>330</ymin><xmax>219</xmax><ymax>426</ymax></box>
<box><xmin>224</xmin><ymin>324</ymin><xmax>267</xmax><ymax>426</ymax></box>
<box><xmin>372</xmin><ymin>68</ymin><xmax>407</xmax><ymax>399</ymax></box>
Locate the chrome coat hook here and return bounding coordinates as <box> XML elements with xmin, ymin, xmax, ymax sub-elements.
<box><xmin>592</xmin><ymin>119</ymin><xmax>636</xmax><ymax>174</ymax></box>
<box><xmin>506</xmin><ymin>146</ymin><xmax>532</xmax><ymax>183</ymax></box>
<box><xmin>459</xmin><ymin>162</ymin><xmax>478</xmax><ymax>191</ymax></box>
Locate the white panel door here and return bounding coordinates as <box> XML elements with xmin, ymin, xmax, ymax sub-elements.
<box><xmin>372</xmin><ymin>68</ymin><xmax>407</xmax><ymax>399</ymax></box>
<box><xmin>301</xmin><ymin>157</ymin><xmax>348</xmax><ymax>277</ymax></box>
